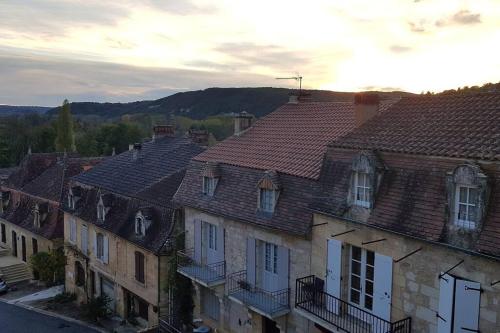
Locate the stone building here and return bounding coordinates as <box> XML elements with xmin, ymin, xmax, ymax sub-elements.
<box><xmin>173</xmin><ymin>95</ymin><xmax>399</xmax><ymax>332</ymax></box>
<box><xmin>296</xmin><ymin>93</ymin><xmax>500</xmax><ymax>332</ymax></box>
<box><xmin>0</xmin><ymin>152</ymin><xmax>100</xmax><ymax>284</ymax></box>
<box><xmin>63</xmin><ymin>126</ymin><xmax>204</xmax><ymax>329</ymax></box>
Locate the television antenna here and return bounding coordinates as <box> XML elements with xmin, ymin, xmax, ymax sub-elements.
<box><xmin>276</xmin><ymin>75</ymin><xmax>303</xmax><ymax>94</ymax></box>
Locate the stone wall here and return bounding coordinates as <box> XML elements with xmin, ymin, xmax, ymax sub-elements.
<box><xmin>311</xmin><ymin>213</ymin><xmax>500</xmax><ymax>333</ymax></box>
<box><xmin>185</xmin><ymin>207</ymin><xmax>312</xmax><ymax>333</ymax></box>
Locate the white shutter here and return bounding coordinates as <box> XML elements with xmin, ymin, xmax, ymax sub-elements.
<box><xmin>92</xmin><ymin>229</ymin><xmax>97</xmax><ymax>257</ymax></box>
<box><xmin>194</xmin><ymin>219</ymin><xmax>202</xmax><ymax>263</ymax></box>
<box><xmin>103</xmin><ymin>235</ymin><xmax>109</xmax><ymax>264</ymax></box>
<box><xmin>438</xmin><ymin>273</ymin><xmax>455</xmax><ymax>333</ymax></box>
<box><xmin>326</xmin><ymin>239</ymin><xmax>342</xmax><ymax>314</ymax></box>
<box><xmin>81</xmin><ymin>225</ymin><xmax>88</xmax><ymax>255</ymax></box>
<box><xmin>453</xmin><ymin>279</ymin><xmax>480</xmax><ymax>333</ymax></box>
<box><xmin>373</xmin><ymin>253</ymin><xmax>393</xmax><ymax>321</ymax></box>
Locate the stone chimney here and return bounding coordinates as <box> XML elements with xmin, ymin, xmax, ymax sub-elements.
<box><xmin>354</xmin><ymin>93</ymin><xmax>380</xmax><ymax>127</ymax></box>
<box><xmin>234</xmin><ymin>111</ymin><xmax>254</xmax><ymax>136</ymax></box>
<box><xmin>188</xmin><ymin>129</ymin><xmax>209</xmax><ymax>146</ymax></box>
<box><xmin>152</xmin><ymin>125</ymin><xmax>175</xmax><ymax>141</ymax></box>
<box><xmin>132</xmin><ymin>143</ymin><xmax>142</xmax><ymax>160</ymax></box>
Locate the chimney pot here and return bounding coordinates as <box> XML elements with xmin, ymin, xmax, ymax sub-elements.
<box><xmin>354</xmin><ymin>93</ymin><xmax>380</xmax><ymax>127</ymax></box>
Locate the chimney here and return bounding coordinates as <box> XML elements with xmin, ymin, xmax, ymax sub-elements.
<box><xmin>354</xmin><ymin>93</ymin><xmax>380</xmax><ymax>127</ymax></box>
<box><xmin>188</xmin><ymin>129</ymin><xmax>209</xmax><ymax>146</ymax></box>
<box><xmin>234</xmin><ymin>111</ymin><xmax>254</xmax><ymax>136</ymax></box>
<box><xmin>132</xmin><ymin>143</ymin><xmax>142</xmax><ymax>160</ymax></box>
<box><xmin>288</xmin><ymin>94</ymin><xmax>299</xmax><ymax>104</ymax></box>
<box><xmin>152</xmin><ymin>125</ymin><xmax>175</xmax><ymax>141</ymax></box>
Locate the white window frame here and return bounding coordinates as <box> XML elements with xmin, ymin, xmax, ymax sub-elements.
<box><xmin>264</xmin><ymin>242</ymin><xmax>278</xmax><ymax>274</ymax></box>
<box><xmin>454</xmin><ymin>185</ymin><xmax>478</xmax><ymax>229</ymax></box>
<box><xmin>203</xmin><ymin>176</ymin><xmax>217</xmax><ymax>196</ymax></box>
<box><xmin>135</xmin><ymin>216</ymin><xmax>145</xmax><ymax>236</ymax></box>
<box><xmin>354</xmin><ymin>171</ymin><xmax>371</xmax><ymax>208</ymax></box>
<box><xmin>349</xmin><ymin>245</ymin><xmax>375</xmax><ymax>312</ymax></box>
<box><xmin>69</xmin><ymin>218</ymin><xmax>77</xmax><ymax>244</ymax></box>
<box><xmin>208</xmin><ymin>223</ymin><xmax>217</xmax><ymax>251</ymax></box>
<box><xmin>259</xmin><ymin>189</ymin><xmax>276</xmax><ymax>213</ymax></box>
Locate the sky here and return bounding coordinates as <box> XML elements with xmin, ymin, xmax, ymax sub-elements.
<box><xmin>1</xmin><ymin>0</ymin><xmax>499</xmax><ymax>106</ymax></box>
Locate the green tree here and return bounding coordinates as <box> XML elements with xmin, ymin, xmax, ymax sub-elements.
<box><xmin>55</xmin><ymin>99</ymin><xmax>75</xmax><ymax>152</ymax></box>
<box><xmin>30</xmin><ymin>248</ymin><xmax>66</xmax><ymax>284</ymax></box>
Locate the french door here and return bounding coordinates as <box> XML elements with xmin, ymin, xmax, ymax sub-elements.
<box><xmin>349</xmin><ymin>246</ymin><xmax>375</xmax><ymax>313</ymax></box>
<box><xmin>262</xmin><ymin>241</ymin><xmax>279</xmax><ymax>292</ymax></box>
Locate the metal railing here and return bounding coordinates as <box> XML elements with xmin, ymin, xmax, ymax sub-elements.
<box><xmin>296</xmin><ymin>276</ymin><xmax>411</xmax><ymax>333</ymax></box>
<box><xmin>176</xmin><ymin>249</ymin><xmax>225</xmax><ymax>285</ymax></box>
<box><xmin>159</xmin><ymin>318</ymin><xmax>182</xmax><ymax>333</ymax></box>
<box><xmin>227</xmin><ymin>270</ymin><xmax>289</xmax><ymax>317</ymax></box>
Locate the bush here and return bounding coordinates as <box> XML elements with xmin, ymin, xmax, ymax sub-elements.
<box><xmin>52</xmin><ymin>292</ymin><xmax>76</xmax><ymax>304</ymax></box>
<box><xmin>30</xmin><ymin>248</ymin><xmax>66</xmax><ymax>285</ymax></box>
<box><xmin>82</xmin><ymin>295</ymin><xmax>111</xmax><ymax>321</ymax></box>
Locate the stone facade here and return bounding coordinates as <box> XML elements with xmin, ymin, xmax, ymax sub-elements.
<box><xmin>308</xmin><ymin>213</ymin><xmax>500</xmax><ymax>333</ymax></box>
<box><xmin>64</xmin><ymin>212</ymin><xmax>167</xmax><ymax>328</ymax></box>
<box><xmin>184</xmin><ymin>207</ymin><xmax>312</xmax><ymax>333</ymax></box>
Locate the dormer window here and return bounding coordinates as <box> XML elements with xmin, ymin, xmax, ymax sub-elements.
<box><xmin>68</xmin><ymin>193</ymin><xmax>75</xmax><ymax>210</ymax></box>
<box><xmin>97</xmin><ymin>199</ymin><xmax>106</xmax><ymax>221</ymax></box>
<box><xmin>257</xmin><ymin>170</ymin><xmax>281</xmax><ymax>214</ymax></box>
<box><xmin>354</xmin><ymin>171</ymin><xmax>371</xmax><ymax>208</ymax></box>
<box><xmin>348</xmin><ymin>152</ymin><xmax>384</xmax><ymax>210</ymax></box>
<box><xmin>203</xmin><ymin>177</ymin><xmax>217</xmax><ymax>196</ymax></box>
<box><xmin>447</xmin><ymin>164</ymin><xmax>489</xmax><ymax>232</ymax></box>
<box><xmin>455</xmin><ymin>185</ymin><xmax>478</xmax><ymax>229</ymax></box>
<box><xmin>34</xmin><ymin>206</ymin><xmax>41</xmax><ymax>228</ymax></box>
<box><xmin>135</xmin><ymin>215</ymin><xmax>145</xmax><ymax>237</ymax></box>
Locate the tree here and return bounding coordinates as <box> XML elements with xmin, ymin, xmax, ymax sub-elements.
<box><xmin>55</xmin><ymin>99</ymin><xmax>75</xmax><ymax>152</ymax></box>
<box><xmin>30</xmin><ymin>248</ymin><xmax>66</xmax><ymax>284</ymax></box>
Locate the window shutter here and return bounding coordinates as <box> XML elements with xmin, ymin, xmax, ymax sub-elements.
<box><xmin>194</xmin><ymin>219</ymin><xmax>202</xmax><ymax>263</ymax></box>
<box><xmin>81</xmin><ymin>225</ymin><xmax>88</xmax><ymax>255</ymax></box>
<box><xmin>135</xmin><ymin>251</ymin><xmax>139</xmax><ymax>281</ymax></box>
<box><xmin>103</xmin><ymin>235</ymin><xmax>109</xmax><ymax>264</ymax></box>
<box><xmin>326</xmin><ymin>239</ymin><xmax>342</xmax><ymax>314</ymax></box>
<box><xmin>215</xmin><ymin>226</ymin><xmax>224</xmax><ymax>263</ymax></box>
<box><xmin>92</xmin><ymin>230</ymin><xmax>97</xmax><ymax>256</ymax></box>
<box><xmin>276</xmin><ymin>245</ymin><xmax>289</xmax><ymax>291</ymax></box>
<box><xmin>246</xmin><ymin>237</ymin><xmax>256</xmax><ymax>286</ymax></box>
<box><xmin>453</xmin><ymin>279</ymin><xmax>480</xmax><ymax>333</ymax></box>
<box><xmin>373</xmin><ymin>253</ymin><xmax>393</xmax><ymax>321</ymax></box>
<box><xmin>438</xmin><ymin>273</ymin><xmax>455</xmax><ymax>333</ymax></box>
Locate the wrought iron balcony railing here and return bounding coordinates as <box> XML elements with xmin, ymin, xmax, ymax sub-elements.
<box><xmin>227</xmin><ymin>270</ymin><xmax>290</xmax><ymax>319</ymax></box>
<box><xmin>295</xmin><ymin>275</ymin><xmax>411</xmax><ymax>333</ymax></box>
<box><xmin>176</xmin><ymin>249</ymin><xmax>225</xmax><ymax>287</ymax></box>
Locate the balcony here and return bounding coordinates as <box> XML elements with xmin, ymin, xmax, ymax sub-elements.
<box><xmin>176</xmin><ymin>249</ymin><xmax>225</xmax><ymax>288</ymax></box>
<box><xmin>227</xmin><ymin>270</ymin><xmax>290</xmax><ymax>319</ymax></box>
<box><xmin>295</xmin><ymin>276</ymin><xmax>411</xmax><ymax>333</ymax></box>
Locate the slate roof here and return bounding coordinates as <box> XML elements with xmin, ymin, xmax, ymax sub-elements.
<box><xmin>195</xmin><ymin>100</ymin><xmax>397</xmax><ymax>180</ymax></box>
<box><xmin>331</xmin><ymin>93</ymin><xmax>500</xmax><ymax>160</ymax></box>
<box><xmin>73</xmin><ymin>136</ymin><xmax>204</xmax><ymax>197</ymax></box>
<box><xmin>5</xmin><ymin>153</ymin><xmax>66</xmax><ymax>188</ymax></box>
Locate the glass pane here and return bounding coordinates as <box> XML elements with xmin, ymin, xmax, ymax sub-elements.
<box><xmin>351</xmin><ymin>261</ymin><xmax>361</xmax><ymax>275</ymax></box>
<box><xmin>459</xmin><ymin>186</ymin><xmax>468</xmax><ymax>202</ymax></box>
<box><xmin>352</xmin><ymin>246</ymin><xmax>361</xmax><ymax>260</ymax></box>
<box><xmin>468</xmin><ymin>205</ymin><xmax>477</xmax><ymax>223</ymax></box>
<box><xmin>365</xmin><ymin>281</ymin><xmax>373</xmax><ymax>296</ymax></box>
<box><xmin>366</xmin><ymin>266</ymin><xmax>374</xmax><ymax>280</ymax></box>
<box><xmin>351</xmin><ymin>275</ymin><xmax>360</xmax><ymax>290</ymax></box>
<box><xmin>458</xmin><ymin>204</ymin><xmax>467</xmax><ymax>220</ymax></box>
<box><xmin>367</xmin><ymin>251</ymin><xmax>375</xmax><ymax>265</ymax></box>
<box><xmin>469</xmin><ymin>188</ymin><xmax>478</xmax><ymax>204</ymax></box>
<box><xmin>365</xmin><ymin>295</ymin><xmax>373</xmax><ymax>310</ymax></box>
<box><xmin>273</xmin><ymin>245</ymin><xmax>278</xmax><ymax>274</ymax></box>
<box><xmin>350</xmin><ymin>290</ymin><xmax>360</xmax><ymax>304</ymax></box>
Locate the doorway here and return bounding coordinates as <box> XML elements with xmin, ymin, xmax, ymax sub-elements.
<box><xmin>263</xmin><ymin>317</ymin><xmax>279</xmax><ymax>333</ymax></box>
<box><xmin>11</xmin><ymin>231</ymin><xmax>17</xmax><ymax>257</ymax></box>
<box><xmin>21</xmin><ymin>236</ymin><xmax>26</xmax><ymax>262</ymax></box>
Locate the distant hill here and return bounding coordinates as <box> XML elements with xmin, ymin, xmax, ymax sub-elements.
<box><xmin>46</xmin><ymin>87</ymin><xmax>413</xmax><ymax>120</ymax></box>
<box><xmin>0</xmin><ymin>105</ymin><xmax>51</xmax><ymax>116</ymax></box>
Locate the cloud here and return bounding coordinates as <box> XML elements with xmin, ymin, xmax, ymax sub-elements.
<box><xmin>436</xmin><ymin>10</ymin><xmax>482</xmax><ymax>27</ymax></box>
<box><xmin>389</xmin><ymin>45</ymin><xmax>412</xmax><ymax>53</ymax></box>
<box><xmin>0</xmin><ymin>49</ymin><xmax>278</xmax><ymax>106</ymax></box>
<box><xmin>408</xmin><ymin>21</ymin><xmax>427</xmax><ymax>33</ymax></box>
<box><xmin>359</xmin><ymin>86</ymin><xmax>403</xmax><ymax>92</ymax></box>
<box><xmin>144</xmin><ymin>0</ymin><xmax>217</xmax><ymax>15</ymax></box>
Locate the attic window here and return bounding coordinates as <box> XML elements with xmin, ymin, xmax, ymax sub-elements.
<box><xmin>348</xmin><ymin>152</ymin><xmax>383</xmax><ymax>209</ymax></box>
<box><xmin>354</xmin><ymin>171</ymin><xmax>371</xmax><ymax>208</ymax></box>
<box><xmin>259</xmin><ymin>189</ymin><xmax>276</xmax><ymax>213</ymax></box>
<box><xmin>455</xmin><ymin>186</ymin><xmax>478</xmax><ymax>229</ymax></box>
<box><xmin>97</xmin><ymin>198</ymin><xmax>106</xmax><ymax>222</ymax></box>
<box><xmin>135</xmin><ymin>215</ymin><xmax>146</xmax><ymax>237</ymax></box>
<box><xmin>202</xmin><ymin>162</ymin><xmax>221</xmax><ymax>197</ymax></box>
<box><xmin>34</xmin><ymin>206</ymin><xmax>41</xmax><ymax>228</ymax></box>
<box><xmin>203</xmin><ymin>177</ymin><xmax>218</xmax><ymax>196</ymax></box>
<box><xmin>68</xmin><ymin>193</ymin><xmax>75</xmax><ymax>210</ymax></box>
<box><xmin>257</xmin><ymin>170</ymin><xmax>281</xmax><ymax>214</ymax></box>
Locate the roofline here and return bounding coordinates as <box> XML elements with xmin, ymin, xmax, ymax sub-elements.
<box><xmin>309</xmin><ymin>208</ymin><xmax>500</xmax><ymax>263</ymax></box>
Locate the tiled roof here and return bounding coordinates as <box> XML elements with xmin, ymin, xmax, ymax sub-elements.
<box><xmin>331</xmin><ymin>93</ymin><xmax>500</xmax><ymax>161</ymax></box>
<box><xmin>175</xmin><ymin>161</ymin><xmax>318</xmax><ymax>236</ymax></box>
<box><xmin>73</xmin><ymin>136</ymin><xmax>204</xmax><ymax>197</ymax></box>
<box><xmin>6</xmin><ymin>153</ymin><xmax>65</xmax><ymax>188</ymax></box>
<box><xmin>195</xmin><ymin>100</ymin><xmax>398</xmax><ymax>180</ymax></box>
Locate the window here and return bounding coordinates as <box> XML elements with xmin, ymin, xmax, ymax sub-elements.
<box><xmin>69</xmin><ymin>218</ymin><xmax>77</xmax><ymax>243</ymax></box>
<box><xmin>260</xmin><ymin>189</ymin><xmax>276</xmax><ymax>213</ymax></box>
<box><xmin>75</xmin><ymin>261</ymin><xmax>85</xmax><ymax>286</ymax></box>
<box><xmin>96</xmin><ymin>233</ymin><xmax>104</xmax><ymax>259</ymax></box>
<box><xmin>354</xmin><ymin>172</ymin><xmax>371</xmax><ymax>208</ymax></box>
<box><xmin>208</xmin><ymin>223</ymin><xmax>217</xmax><ymax>251</ymax></box>
<box><xmin>32</xmin><ymin>238</ymin><xmax>38</xmax><ymax>255</ymax></box>
<box><xmin>135</xmin><ymin>251</ymin><xmax>145</xmax><ymax>283</ymax></box>
<box><xmin>455</xmin><ymin>185</ymin><xmax>478</xmax><ymax>229</ymax></box>
<box><xmin>203</xmin><ymin>176</ymin><xmax>217</xmax><ymax>196</ymax></box>
<box><xmin>33</xmin><ymin>209</ymin><xmax>41</xmax><ymax>228</ymax></box>
<box><xmin>81</xmin><ymin>225</ymin><xmax>88</xmax><ymax>254</ymax></box>
<box><xmin>264</xmin><ymin>242</ymin><xmax>278</xmax><ymax>274</ymax></box>
<box><xmin>97</xmin><ymin>202</ymin><xmax>105</xmax><ymax>221</ymax></box>
<box><xmin>349</xmin><ymin>246</ymin><xmax>375</xmax><ymax>311</ymax></box>
<box><xmin>1</xmin><ymin>223</ymin><xmax>5</xmax><ymax>243</ymax></box>
<box><xmin>68</xmin><ymin>193</ymin><xmax>75</xmax><ymax>210</ymax></box>
<box><xmin>135</xmin><ymin>216</ymin><xmax>145</xmax><ymax>237</ymax></box>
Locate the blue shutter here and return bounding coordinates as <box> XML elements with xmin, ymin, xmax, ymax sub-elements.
<box><xmin>215</xmin><ymin>226</ymin><xmax>224</xmax><ymax>263</ymax></box>
<box><xmin>277</xmin><ymin>245</ymin><xmax>289</xmax><ymax>291</ymax></box>
<box><xmin>246</xmin><ymin>237</ymin><xmax>256</xmax><ymax>286</ymax></box>
<box><xmin>194</xmin><ymin>219</ymin><xmax>202</xmax><ymax>263</ymax></box>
